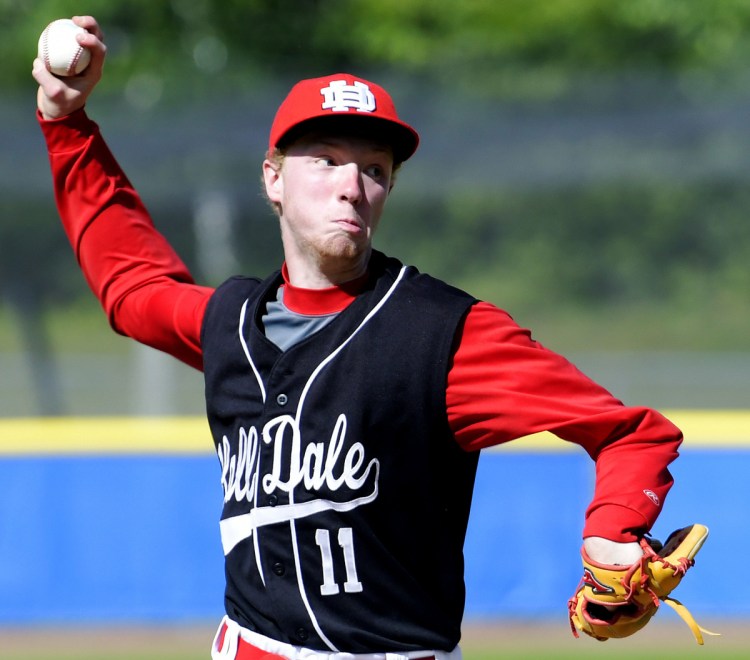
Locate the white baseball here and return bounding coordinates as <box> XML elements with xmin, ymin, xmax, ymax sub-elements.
<box><xmin>38</xmin><ymin>19</ymin><xmax>91</xmax><ymax>77</ymax></box>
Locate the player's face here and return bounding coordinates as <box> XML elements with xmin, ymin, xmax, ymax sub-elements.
<box><xmin>263</xmin><ymin>133</ymin><xmax>393</xmax><ymax>284</ymax></box>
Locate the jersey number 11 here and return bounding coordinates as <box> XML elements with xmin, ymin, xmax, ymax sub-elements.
<box><xmin>315</xmin><ymin>527</ymin><xmax>364</xmax><ymax>596</ymax></box>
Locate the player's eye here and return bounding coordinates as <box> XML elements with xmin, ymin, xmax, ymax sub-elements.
<box><xmin>364</xmin><ymin>164</ymin><xmax>388</xmax><ymax>181</ymax></box>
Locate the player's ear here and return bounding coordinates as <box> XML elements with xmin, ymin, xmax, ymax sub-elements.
<box><xmin>262</xmin><ymin>159</ymin><xmax>282</xmax><ymax>204</ymax></box>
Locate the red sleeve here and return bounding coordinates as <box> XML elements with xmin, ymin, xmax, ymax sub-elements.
<box><xmin>39</xmin><ymin>109</ymin><xmax>212</xmax><ymax>371</ymax></box>
<box><xmin>447</xmin><ymin>301</ymin><xmax>682</xmax><ymax>542</ymax></box>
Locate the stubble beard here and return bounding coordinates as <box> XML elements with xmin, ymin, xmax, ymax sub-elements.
<box><xmin>283</xmin><ymin>225</ymin><xmax>372</xmax><ymax>283</ymax></box>
<box><xmin>312</xmin><ymin>233</ymin><xmax>371</xmax><ymax>276</ymax></box>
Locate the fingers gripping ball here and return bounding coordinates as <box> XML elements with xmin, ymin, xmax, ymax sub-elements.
<box><xmin>568</xmin><ymin>524</ymin><xmax>719</xmax><ymax>644</ymax></box>
<box><xmin>38</xmin><ymin>19</ymin><xmax>91</xmax><ymax>77</ymax></box>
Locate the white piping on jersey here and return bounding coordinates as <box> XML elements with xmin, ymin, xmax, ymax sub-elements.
<box><xmin>293</xmin><ymin>264</ymin><xmax>408</xmax><ymax>424</ymax></box>
<box><xmin>238</xmin><ymin>298</ymin><xmax>269</xmax><ymax>584</ymax></box>
<box><xmin>239</xmin><ymin>299</ymin><xmax>267</xmax><ymax>403</ymax></box>
<box><xmin>251</xmin><ymin>430</ymin><xmax>265</xmax><ymax>586</ymax></box>
<box><xmin>288</xmin><ymin>265</ymin><xmax>406</xmax><ymax>652</ymax></box>
<box><xmin>229</xmin><ymin>265</ymin><xmax>408</xmax><ymax>652</ymax></box>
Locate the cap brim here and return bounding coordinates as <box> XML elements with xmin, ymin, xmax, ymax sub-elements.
<box><xmin>275</xmin><ymin>114</ymin><xmax>419</xmax><ymax>164</ymax></box>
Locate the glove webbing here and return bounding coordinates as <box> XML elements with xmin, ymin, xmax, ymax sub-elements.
<box><xmin>641</xmin><ymin>538</ymin><xmax>720</xmax><ymax>644</ymax></box>
<box><xmin>620</xmin><ymin>548</ymin><xmax>717</xmax><ymax>645</ymax></box>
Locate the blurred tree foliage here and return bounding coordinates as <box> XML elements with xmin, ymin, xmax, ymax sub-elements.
<box><xmin>379</xmin><ymin>180</ymin><xmax>750</xmax><ymax>312</ymax></box>
<box><xmin>5</xmin><ymin>0</ymin><xmax>750</xmax><ymax>95</ymax></box>
<box><xmin>3</xmin><ymin>0</ymin><xmax>750</xmax><ymax>349</ymax></box>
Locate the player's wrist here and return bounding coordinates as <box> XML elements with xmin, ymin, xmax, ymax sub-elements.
<box><xmin>583</xmin><ymin>502</ymin><xmax>651</xmax><ymax>543</ymax></box>
<box><xmin>37</xmin><ymin>106</ymin><xmax>97</xmax><ymax>153</ymax></box>
<box><xmin>582</xmin><ymin>536</ymin><xmax>643</xmax><ymax>566</ymax></box>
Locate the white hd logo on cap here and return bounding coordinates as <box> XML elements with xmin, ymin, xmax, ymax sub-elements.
<box><xmin>321</xmin><ymin>80</ymin><xmax>376</xmax><ymax>113</ymax></box>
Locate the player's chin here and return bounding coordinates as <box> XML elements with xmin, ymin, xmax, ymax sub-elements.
<box><xmin>332</xmin><ymin>228</ymin><xmax>371</xmax><ymax>249</ymax></box>
<box><xmin>319</xmin><ymin>236</ymin><xmax>370</xmax><ymax>263</ymax></box>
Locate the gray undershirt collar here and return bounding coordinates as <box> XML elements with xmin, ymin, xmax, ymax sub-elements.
<box><xmin>262</xmin><ymin>285</ymin><xmax>339</xmax><ymax>351</ymax></box>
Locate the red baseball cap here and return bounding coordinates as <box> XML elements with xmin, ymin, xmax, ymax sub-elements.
<box><xmin>268</xmin><ymin>73</ymin><xmax>420</xmax><ymax>163</ymax></box>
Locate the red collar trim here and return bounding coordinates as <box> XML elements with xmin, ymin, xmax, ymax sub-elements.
<box><xmin>280</xmin><ymin>264</ymin><xmax>367</xmax><ymax>315</ymax></box>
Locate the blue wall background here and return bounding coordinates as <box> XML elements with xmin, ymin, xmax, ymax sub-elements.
<box><xmin>0</xmin><ymin>443</ymin><xmax>736</xmax><ymax>625</ymax></box>
<box><xmin>465</xmin><ymin>449</ymin><xmax>736</xmax><ymax>619</ymax></box>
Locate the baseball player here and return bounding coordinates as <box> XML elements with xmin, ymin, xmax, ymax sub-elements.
<box><xmin>33</xmin><ymin>16</ymin><xmax>686</xmax><ymax>660</ymax></box>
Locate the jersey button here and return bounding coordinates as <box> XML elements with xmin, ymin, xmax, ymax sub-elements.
<box><xmin>272</xmin><ymin>562</ymin><xmax>286</xmax><ymax>576</ymax></box>
<box><xmin>296</xmin><ymin>628</ymin><xmax>309</xmax><ymax>642</ymax></box>
<box><xmin>267</xmin><ymin>494</ymin><xmax>278</xmax><ymax>507</ymax></box>
<box><xmin>276</xmin><ymin>393</ymin><xmax>288</xmax><ymax>406</ymax></box>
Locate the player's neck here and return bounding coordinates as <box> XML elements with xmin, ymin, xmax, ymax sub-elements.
<box><xmin>284</xmin><ymin>250</ymin><xmax>370</xmax><ymax>289</ymax></box>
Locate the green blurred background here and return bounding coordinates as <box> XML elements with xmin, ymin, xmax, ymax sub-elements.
<box><xmin>2</xmin><ymin>0</ymin><xmax>750</xmax><ymax>416</ymax></box>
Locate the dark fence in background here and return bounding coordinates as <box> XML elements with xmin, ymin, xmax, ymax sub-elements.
<box><xmin>3</xmin><ymin>72</ymin><xmax>750</xmax><ymax>417</ymax></box>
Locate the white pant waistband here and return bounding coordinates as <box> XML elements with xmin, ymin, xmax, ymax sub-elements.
<box><xmin>211</xmin><ymin>616</ymin><xmax>463</xmax><ymax>660</ymax></box>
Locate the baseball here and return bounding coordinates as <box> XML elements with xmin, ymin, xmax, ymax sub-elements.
<box><xmin>38</xmin><ymin>18</ymin><xmax>91</xmax><ymax>77</ymax></box>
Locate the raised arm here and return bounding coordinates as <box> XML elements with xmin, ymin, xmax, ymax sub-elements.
<box><xmin>33</xmin><ymin>16</ymin><xmax>212</xmax><ymax>370</ymax></box>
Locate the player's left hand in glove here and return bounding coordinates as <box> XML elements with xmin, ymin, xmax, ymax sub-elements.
<box><xmin>568</xmin><ymin>524</ymin><xmax>718</xmax><ymax>644</ymax></box>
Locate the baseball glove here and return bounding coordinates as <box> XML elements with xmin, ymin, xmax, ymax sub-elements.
<box><xmin>568</xmin><ymin>524</ymin><xmax>718</xmax><ymax>644</ymax></box>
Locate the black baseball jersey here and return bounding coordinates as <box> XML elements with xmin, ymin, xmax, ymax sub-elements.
<box><xmin>201</xmin><ymin>251</ymin><xmax>477</xmax><ymax>653</ymax></box>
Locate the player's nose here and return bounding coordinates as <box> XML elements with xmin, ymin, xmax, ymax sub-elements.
<box><xmin>336</xmin><ymin>162</ymin><xmax>363</xmax><ymax>204</ymax></box>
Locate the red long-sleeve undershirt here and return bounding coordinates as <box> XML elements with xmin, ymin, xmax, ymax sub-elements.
<box><xmin>39</xmin><ymin>109</ymin><xmax>682</xmax><ymax>542</ymax></box>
